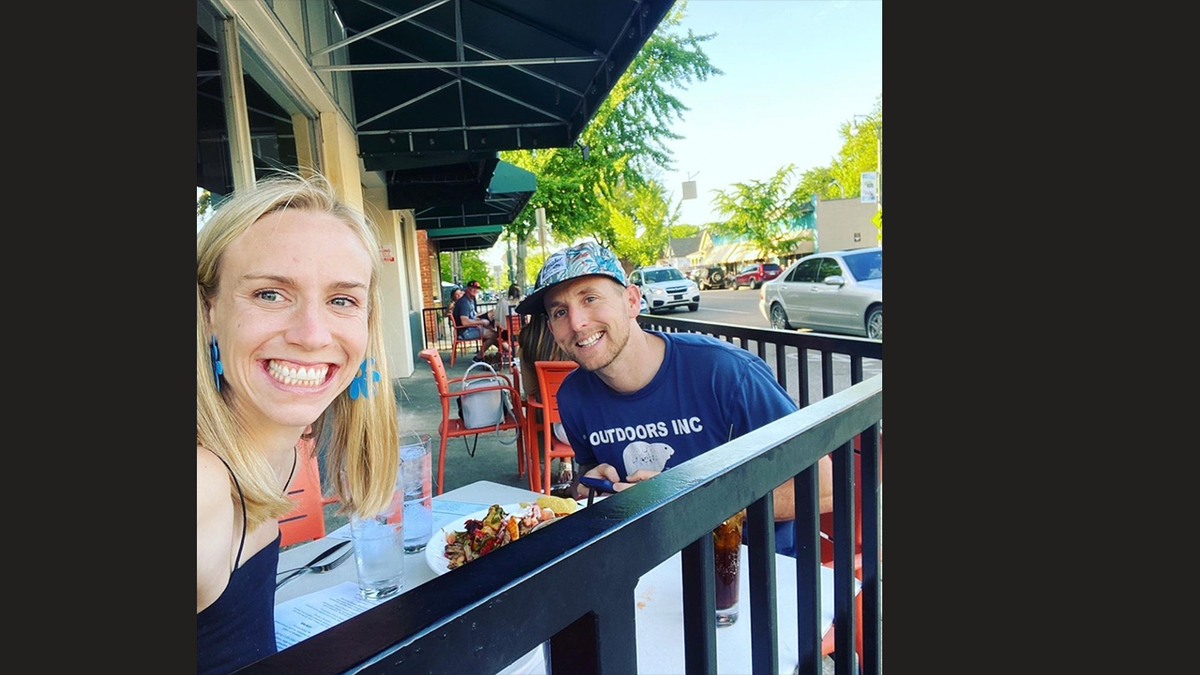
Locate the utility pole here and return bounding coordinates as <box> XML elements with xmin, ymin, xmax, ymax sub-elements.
<box><xmin>536</xmin><ymin>207</ymin><xmax>548</xmax><ymax>260</ymax></box>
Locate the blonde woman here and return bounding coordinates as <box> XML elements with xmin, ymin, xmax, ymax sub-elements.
<box><xmin>197</xmin><ymin>172</ymin><xmax>400</xmax><ymax>675</ymax></box>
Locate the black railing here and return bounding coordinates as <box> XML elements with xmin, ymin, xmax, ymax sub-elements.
<box><xmin>241</xmin><ymin>316</ymin><xmax>881</xmax><ymax>675</ymax></box>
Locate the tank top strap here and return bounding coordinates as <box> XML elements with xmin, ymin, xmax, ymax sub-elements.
<box><xmin>210</xmin><ymin>452</ymin><xmax>249</xmax><ymax>571</ymax></box>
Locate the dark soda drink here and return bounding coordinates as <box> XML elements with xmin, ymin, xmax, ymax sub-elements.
<box><xmin>713</xmin><ymin>510</ymin><xmax>745</xmax><ymax>622</ymax></box>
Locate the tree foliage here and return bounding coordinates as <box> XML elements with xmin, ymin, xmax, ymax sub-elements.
<box><xmin>439</xmin><ymin>250</ymin><xmax>493</xmax><ymax>288</ymax></box>
<box><xmin>718</xmin><ymin>94</ymin><xmax>883</xmax><ymax>249</ymax></box>
<box><xmin>708</xmin><ymin>165</ymin><xmax>812</xmax><ymax>258</ymax></box>
<box><xmin>501</xmin><ymin>0</ymin><xmax>721</xmax><ymax>269</ymax></box>
<box><xmin>798</xmin><ymin>94</ymin><xmax>882</xmax><ymax>238</ymax></box>
<box><xmin>603</xmin><ymin>179</ymin><xmax>681</xmax><ymax>267</ymax></box>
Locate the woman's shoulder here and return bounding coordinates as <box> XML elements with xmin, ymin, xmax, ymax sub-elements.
<box><xmin>197</xmin><ymin>447</ymin><xmax>233</xmax><ymax>513</ymax></box>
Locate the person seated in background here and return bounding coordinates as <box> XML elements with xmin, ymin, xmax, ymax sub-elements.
<box><xmin>488</xmin><ymin>283</ymin><xmax>524</xmax><ymax>352</ymax></box>
<box><xmin>516</xmin><ymin>312</ymin><xmax>573</xmax><ymax>484</ymax></box>
<box><xmin>444</xmin><ymin>287</ymin><xmax>464</xmax><ymax>320</ymax></box>
<box><xmin>443</xmin><ymin>287</ymin><xmax>464</xmax><ymax>339</ymax></box>
<box><xmin>453</xmin><ymin>280</ymin><xmax>498</xmax><ymax>363</ymax></box>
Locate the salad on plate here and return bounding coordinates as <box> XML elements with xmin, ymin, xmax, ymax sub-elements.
<box><xmin>434</xmin><ymin>496</ymin><xmax>579</xmax><ymax>573</ymax></box>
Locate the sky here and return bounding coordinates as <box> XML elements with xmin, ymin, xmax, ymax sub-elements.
<box><xmin>661</xmin><ymin>0</ymin><xmax>882</xmax><ymax>226</ymax></box>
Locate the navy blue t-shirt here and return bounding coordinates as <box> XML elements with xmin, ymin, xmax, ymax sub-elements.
<box><xmin>558</xmin><ymin>331</ymin><xmax>801</xmax><ymax>556</ymax></box>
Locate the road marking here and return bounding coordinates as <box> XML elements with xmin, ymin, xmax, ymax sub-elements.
<box><xmin>697</xmin><ymin>308</ymin><xmax>753</xmax><ymax>315</ymax></box>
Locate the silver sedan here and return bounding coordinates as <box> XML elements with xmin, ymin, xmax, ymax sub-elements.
<box><xmin>758</xmin><ymin>247</ymin><xmax>882</xmax><ymax>340</ymax></box>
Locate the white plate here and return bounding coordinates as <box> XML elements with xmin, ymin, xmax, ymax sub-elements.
<box><xmin>425</xmin><ymin>500</ymin><xmax>586</xmax><ymax>576</ymax></box>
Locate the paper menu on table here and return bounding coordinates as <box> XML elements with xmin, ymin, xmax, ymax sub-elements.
<box><xmin>274</xmin><ymin>581</ymin><xmax>382</xmax><ymax>651</ymax></box>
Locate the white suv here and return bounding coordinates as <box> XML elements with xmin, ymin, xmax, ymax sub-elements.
<box><xmin>629</xmin><ymin>264</ymin><xmax>700</xmax><ymax>314</ymax></box>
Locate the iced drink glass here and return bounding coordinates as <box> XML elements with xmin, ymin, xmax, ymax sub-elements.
<box><xmin>713</xmin><ymin>509</ymin><xmax>745</xmax><ymax>627</ymax></box>
<box><xmin>348</xmin><ymin>489</ymin><xmax>405</xmax><ymax>600</ymax></box>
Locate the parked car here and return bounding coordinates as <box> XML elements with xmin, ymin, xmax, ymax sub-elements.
<box><xmin>629</xmin><ymin>264</ymin><xmax>700</xmax><ymax>314</ymax></box>
<box><xmin>690</xmin><ymin>264</ymin><xmax>729</xmax><ymax>290</ymax></box>
<box><xmin>758</xmin><ymin>247</ymin><xmax>882</xmax><ymax>340</ymax></box>
<box><xmin>730</xmin><ymin>262</ymin><xmax>782</xmax><ymax>290</ymax></box>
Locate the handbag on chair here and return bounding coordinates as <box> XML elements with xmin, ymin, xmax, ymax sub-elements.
<box><xmin>456</xmin><ymin>361</ymin><xmax>518</xmax><ymax>455</ymax></box>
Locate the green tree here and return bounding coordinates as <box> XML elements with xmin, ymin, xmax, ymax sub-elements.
<box><xmin>797</xmin><ymin>95</ymin><xmax>882</xmax><ymax>239</ymax></box>
<box><xmin>440</xmin><ymin>250</ymin><xmax>493</xmax><ymax>288</ymax></box>
<box><xmin>197</xmin><ymin>189</ymin><xmax>212</xmax><ymax>218</ymax></box>
<box><xmin>501</xmin><ymin>0</ymin><xmax>720</xmax><ymax>267</ymax></box>
<box><xmin>708</xmin><ymin>164</ymin><xmax>812</xmax><ymax>258</ymax></box>
<box><xmin>603</xmin><ymin>179</ymin><xmax>681</xmax><ymax>267</ymax></box>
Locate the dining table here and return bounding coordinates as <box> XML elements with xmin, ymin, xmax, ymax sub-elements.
<box><xmin>274</xmin><ymin>479</ymin><xmax>855</xmax><ymax>675</ymax></box>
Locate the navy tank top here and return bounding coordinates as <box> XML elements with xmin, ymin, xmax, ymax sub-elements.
<box><xmin>196</xmin><ymin>454</ymin><xmax>281</xmax><ymax>675</ymax></box>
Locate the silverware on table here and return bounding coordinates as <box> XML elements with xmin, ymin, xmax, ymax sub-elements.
<box><xmin>275</xmin><ymin>547</ymin><xmax>355</xmax><ymax>589</ymax></box>
<box><xmin>276</xmin><ymin>539</ymin><xmax>352</xmax><ymax>590</ymax></box>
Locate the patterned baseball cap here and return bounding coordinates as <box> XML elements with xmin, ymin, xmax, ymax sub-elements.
<box><xmin>515</xmin><ymin>241</ymin><xmax>627</xmax><ymax>315</ymax></box>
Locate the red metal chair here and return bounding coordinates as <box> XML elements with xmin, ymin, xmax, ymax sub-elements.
<box><xmin>278</xmin><ymin>431</ymin><xmax>339</xmax><ymax>547</ymax></box>
<box><xmin>418</xmin><ymin>348</ymin><xmax>525</xmax><ymax>495</ymax></box>
<box><xmin>499</xmin><ymin>313</ymin><xmax>525</xmax><ymax>370</ymax></box>
<box><xmin>447</xmin><ymin>312</ymin><xmax>483</xmax><ymax>367</ymax></box>
<box><xmin>819</xmin><ymin>427</ymin><xmax>882</xmax><ymax>577</ymax></box>
<box><xmin>816</xmin><ymin>427</ymin><xmax>880</xmax><ymax>668</ymax></box>
<box><xmin>527</xmin><ymin>360</ymin><xmax>579</xmax><ymax>495</ymax></box>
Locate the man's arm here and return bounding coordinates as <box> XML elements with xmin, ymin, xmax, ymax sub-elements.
<box><xmin>733</xmin><ymin>359</ymin><xmax>835</xmax><ymax>519</ymax></box>
<box><xmin>771</xmin><ymin>455</ymin><xmax>833</xmax><ymax>520</ymax></box>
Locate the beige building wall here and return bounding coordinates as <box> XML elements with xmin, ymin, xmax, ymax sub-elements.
<box><xmin>364</xmin><ymin>187</ymin><xmax>418</xmax><ymax>379</ymax></box>
<box><xmin>816</xmin><ymin>198</ymin><xmax>881</xmax><ymax>253</ymax></box>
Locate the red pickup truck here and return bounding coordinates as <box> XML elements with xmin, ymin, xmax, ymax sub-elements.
<box><xmin>730</xmin><ymin>262</ymin><xmax>782</xmax><ymax>290</ymax></box>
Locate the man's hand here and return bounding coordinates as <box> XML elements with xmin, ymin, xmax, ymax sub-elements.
<box><xmin>573</xmin><ymin>464</ymin><xmax>660</xmax><ymax>498</ymax></box>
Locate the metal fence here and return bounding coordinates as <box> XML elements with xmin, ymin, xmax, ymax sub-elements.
<box><xmin>242</xmin><ymin>316</ymin><xmax>882</xmax><ymax>675</ymax></box>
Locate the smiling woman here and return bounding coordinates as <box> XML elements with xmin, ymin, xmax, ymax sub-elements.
<box><xmin>196</xmin><ymin>171</ymin><xmax>402</xmax><ymax>675</ymax></box>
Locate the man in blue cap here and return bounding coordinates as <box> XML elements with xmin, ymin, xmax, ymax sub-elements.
<box><xmin>515</xmin><ymin>241</ymin><xmax>833</xmax><ymax>557</ymax></box>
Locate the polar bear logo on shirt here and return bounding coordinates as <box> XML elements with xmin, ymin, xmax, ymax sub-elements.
<box><xmin>623</xmin><ymin>441</ymin><xmax>675</xmax><ymax>475</ymax></box>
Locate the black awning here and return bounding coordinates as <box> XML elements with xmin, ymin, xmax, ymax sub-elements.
<box><xmin>414</xmin><ymin>160</ymin><xmax>536</xmax><ymax>252</ymax></box>
<box><xmin>385</xmin><ymin>151</ymin><xmax>500</xmax><ymax>210</ymax></box>
<box><xmin>334</xmin><ymin>0</ymin><xmax>675</xmax><ymax>165</ymax></box>
<box><xmin>412</xmin><ymin>160</ymin><xmax>535</xmax><ymax>229</ymax></box>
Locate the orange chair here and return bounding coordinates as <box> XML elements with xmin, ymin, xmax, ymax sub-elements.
<box><xmin>499</xmin><ymin>313</ymin><xmax>525</xmax><ymax>370</ymax></box>
<box><xmin>527</xmin><ymin>360</ymin><xmax>579</xmax><ymax>495</ymax></box>
<box><xmin>419</xmin><ymin>348</ymin><xmax>525</xmax><ymax>495</ymax></box>
<box><xmin>279</xmin><ymin>433</ymin><xmax>328</xmax><ymax>547</ymax></box>
<box><xmin>819</xmin><ymin>427</ymin><xmax>882</xmax><ymax>576</ymax></box>
<box><xmin>448</xmin><ymin>312</ymin><xmax>483</xmax><ymax>367</ymax></box>
<box><xmin>506</xmin><ymin>361</ymin><xmax>529</xmax><ymax>481</ymax></box>
<box><xmin>816</xmin><ymin>427</ymin><xmax>880</xmax><ymax>669</ymax></box>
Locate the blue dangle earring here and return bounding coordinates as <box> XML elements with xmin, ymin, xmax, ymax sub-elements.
<box><xmin>349</xmin><ymin>358</ymin><xmax>380</xmax><ymax>400</ymax></box>
<box><xmin>209</xmin><ymin>336</ymin><xmax>224</xmax><ymax>392</ymax></box>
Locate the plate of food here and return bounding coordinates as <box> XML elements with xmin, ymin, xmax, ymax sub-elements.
<box><xmin>425</xmin><ymin>495</ymin><xmax>583</xmax><ymax>576</ymax></box>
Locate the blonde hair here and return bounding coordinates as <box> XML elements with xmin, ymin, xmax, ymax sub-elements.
<box><xmin>197</xmin><ymin>172</ymin><xmax>399</xmax><ymax>526</ymax></box>
<box><xmin>517</xmin><ymin>312</ymin><xmax>569</xmax><ymax>402</ymax></box>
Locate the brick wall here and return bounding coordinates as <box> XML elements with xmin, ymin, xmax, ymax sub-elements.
<box><xmin>417</xmin><ymin>230</ymin><xmax>439</xmax><ymax>309</ymax></box>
